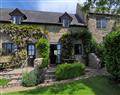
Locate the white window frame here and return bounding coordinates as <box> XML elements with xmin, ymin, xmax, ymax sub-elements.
<box><xmin>96</xmin><ymin>18</ymin><xmax>108</xmax><ymax>29</ymax></box>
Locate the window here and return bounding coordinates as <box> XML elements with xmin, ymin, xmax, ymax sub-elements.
<box><xmin>63</xmin><ymin>19</ymin><xmax>70</xmax><ymax>27</ymax></box>
<box><xmin>2</xmin><ymin>43</ymin><xmax>16</xmax><ymax>55</ymax></box>
<box><xmin>12</xmin><ymin>16</ymin><xmax>22</xmax><ymax>24</ymax></box>
<box><xmin>74</xmin><ymin>44</ymin><xmax>82</xmax><ymax>55</ymax></box>
<box><xmin>27</xmin><ymin>44</ymin><xmax>35</xmax><ymax>56</ymax></box>
<box><xmin>96</xmin><ymin>18</ymin><xmax>108</xmax><ymax>29</ymax></box>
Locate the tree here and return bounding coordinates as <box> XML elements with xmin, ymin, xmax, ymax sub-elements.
<box><xmin>80</xmin><ymin>0</ymin><xmax>120</xmax><ymax>14</ymax></box>
<box><xmin>104</xmin><ymin>29</ymin><xmax>120</xmax><ymax>82</ymax></box>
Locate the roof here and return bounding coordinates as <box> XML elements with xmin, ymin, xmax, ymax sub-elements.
<box><xmin>59</xmin><ymin>12</ymin><xmax>73</xmax><ymax>22</ymax></box>
<box><xmin>0</xmin><ymin>8</ymin><xmax>86</xmax><ymax>26</ymax></box>
<box><xmin>9</xmin><ymin>8</ymin><xmax>27</xmax><ymax>19</ymax></box>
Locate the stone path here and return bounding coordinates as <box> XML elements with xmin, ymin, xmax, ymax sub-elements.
<box><xmin>0</xmin><ymin>67</ymin><xmax>109</xmax><ymax>93</ymax></box>
<box><xmin>0</xmin><ymin>67</ymin><xmax>34</xmax><ymax>88</ymax></box>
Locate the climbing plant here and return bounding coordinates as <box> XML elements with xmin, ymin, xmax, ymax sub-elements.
<box><xmin>0</xmin><ymin>23</ymin><xmax>48</xmax><ymax>67</ymax></box>
<box><xmin>60</xmin><ymin>28</ymin><xmax>96</xmax><ymax>63</ymax></box>
<box><xmin>0</xmin><ymin>24</ymin><xmax>47</xmax><ymax>48</ymax></box>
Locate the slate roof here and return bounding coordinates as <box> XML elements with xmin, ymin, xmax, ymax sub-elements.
<box><xmin>0</xmin><ymin>8</ymin><xmax>86</xmax><ymax>26</ymax></box>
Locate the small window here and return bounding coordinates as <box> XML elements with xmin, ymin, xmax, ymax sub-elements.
<box><xmin>2</xmin><ymin>43</ymin><xmax>16</xmax><ymax>55</ymax></box>
<box><xmin>27</xmin><ymin>44</ymin><xmax>35</xmax><ymax>56</ymax></box>
<box><xmin>12</xmin><ymin>16</ymin><xmax>22</xmax><ymax>24</ymax></box>
<box><xmin>63</xmin><ymin>19</ymin><xmax>70</xmax><ymax>27</ymax></box>
<box><xmin>96</xmin><ymin>18</ymin><xmax>108</xmax><ymax>29</ymax></box>
<box><xmin>74</xmin><ymin>44</ymin><xmax>82</xmax><ymax>55</ymax></box>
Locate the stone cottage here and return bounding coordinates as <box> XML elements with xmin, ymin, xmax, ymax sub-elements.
<box><xmin>0</xmin><ymin>5</ymin><xmax>119</xmax><ymax>66</ymax></box>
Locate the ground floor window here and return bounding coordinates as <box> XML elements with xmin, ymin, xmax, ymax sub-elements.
<box><xmin>74</xmin><ymin>44</ymin><xmax>82</xmax><ymax>55</ymax></box>
<box><xmin>2</xmin><ymin>42</ymin><xmax>16</xmax><ymax>55</ymax></box>
<box><xmin>27</xmin><ymin>44</ymin><xmax>36</xmax><ymax>56</ymax></box>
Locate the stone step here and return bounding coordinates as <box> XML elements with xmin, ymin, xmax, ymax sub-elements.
<box><xmin>44</xmin><ymin>79</ymin><xmax>56</xmax><ymax>83</ymax></box>
<box><xmin>1</xmin><ymin>74</ymin><xmax>22</xmax><ymax>80</ymax></box>
<box><xmin>45</xmin><ymin>75</ymin><xmax>56</xmax><ymax>80</ymax></box>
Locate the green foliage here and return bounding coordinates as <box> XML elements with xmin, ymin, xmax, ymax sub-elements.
<box><xmin>0</xmin><ymin>24</ymin><xmax>46</xmax><ymax>48</ymax></box>
<box><xmin>60</xmin><ymin>29</ymin><xmax>95</xmax><ymax>62</ymax></box>
<box><xmin>55</xmin><ymin>62</ymin><xmax>85</xmax><ymax>80</ymax></box>
<box><xmin>0</xmin><ymin>79</ymin><xmax>9</xmax><ymax>86</ymax></box>
<box><xmin>22</xmin><ymin>71</ymin><xmax>38</xmax><ymax>87</ymax></box>
<box><xmin>80</xmin><ymin>0</ymin><xmax>120</xmax><ymax>14</ymax></box>
<box><xmin>36</xmin><ymin>38</ymin><xmax>50</xmax><ymax>67</ymax></box>
<box><xmin>104</xmin><ymin>30</ymin><xmax>120</xmax><ymax>81</ymax></box>
<box><xmin>34</xmin><ymin>65</ymin><xmax>45</xmax><ymax>84</ymax></box>
<box><xmin>22</xmin><ymin>64</ymin><xmax>45</xmax><ymax>87</ymax></box>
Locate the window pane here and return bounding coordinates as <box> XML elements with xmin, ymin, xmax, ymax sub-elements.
<box><xmin>63</xmin><ymin>19</ymin><xmax>70</xmax><ymax>27</ymax></box>
<box><xmin>2</xmin><ymin>43</ymin><xmax>15</xmax><ymax>55</ymax></box>
<box><xmin>96</xmin><ymin>18</ymin><xmax>107</xmax><ymax>29</ymax></box>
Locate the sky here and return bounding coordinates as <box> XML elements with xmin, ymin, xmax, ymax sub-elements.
<box><xmin>0</xmin><ymin>0</ymin><xmax>85</xmax><ymax>13</ymax></box>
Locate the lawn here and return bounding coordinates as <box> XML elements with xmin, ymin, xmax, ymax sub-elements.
<box><xmin>5</xmin><ymin>76</ymin><xmax>120</xmax><ymax>95</ymax></box>
<box><xmin>0</xmin><ymin>78</ymin><xmax>9</xmax><ymax>86</ymax></box>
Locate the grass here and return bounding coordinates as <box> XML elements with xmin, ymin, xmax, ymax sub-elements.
<box><xmin>4</xmin><ymin>76</ymin><xmax>120</xmax><ymax>95</ymax></box>
<box><xmin>0</xmin><ymin>78</ymin><xmax>9</xmax><ymax>86</ymax></box>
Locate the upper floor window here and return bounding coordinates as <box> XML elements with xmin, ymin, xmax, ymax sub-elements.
<box><xmin>63</xmin><ymin>19</ymin><xmax>70</xmax><ymax>28</ymax></box>
<box><xmin>96</xmin><ymin>18</ymin><xmax>108</xmax><ymax>29</ymax></box>
<box><xmin>9</xmin><ymin>8</ymin><xmax>27</xmax><ymax>24</ymax></box>
<box><xmin>59</xmin><ymin>12</ymin><xmax>73</xmax><ymax>28</ymax></box>
<box><xmin>12</xmin><ymin>16</ymin><xmax>22</xmax><ymax>24</ymax></box>
<box><xmin>74</xmin><ymin>44</ymin><xmax>82</xmax><ymax>55</ymax></box>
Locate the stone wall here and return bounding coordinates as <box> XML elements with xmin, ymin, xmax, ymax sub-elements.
<box><xmin>88</xmin><ymin>14</ymin><xmax>115</xmax><ymax>43</ymax></box>
<box><xmin>88</xmin><ymin>53</ymin><xmax>100</xmax><ymax>69</ymax></box>
<box><xmin>0</xmin><ymin>32</ymin><xmax>12</xmax><ymax>49</ymax></box>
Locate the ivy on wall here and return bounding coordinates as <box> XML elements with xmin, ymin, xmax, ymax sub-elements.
<box><xmin>0</xmin><ymin>24</ymin><xmax>48</xmax><ymax>48</ymax></box>
<box><xmin>0</xmin><ymin>23</ymin><xmax>48</xmax><ymax>67</ymax></box>
<box><xmin>60</xmin><ymin>28</ymin><xmax>96</xmax><ymax>63</ymax></box>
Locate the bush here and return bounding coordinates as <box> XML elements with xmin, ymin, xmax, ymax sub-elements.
<box><xmin>104</xmin><ymin>30</ymin><xmax>120</xmax><ymax>81</ymax></box>
<box><xmin>36</xmin><ymin>38</ymin><xmax>50</xmax><ymax>67</ymax></box>
<box><xmin>22</xmin><ymin>71</ymin><xmax>37</xmax><ymax>87</ymax></box>
<box><xmin>22</xmin><ymin>65</ymin><xmax>45</xmax><ymax>87</ymax></box>
<box><xmin>55</xmin><ymin>62</ymin><xmax>85</xmax><ymax>80</ymax></box>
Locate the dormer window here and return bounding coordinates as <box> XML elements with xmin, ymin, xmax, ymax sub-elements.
<box><xmin>9</xmin><ymin>8</ymin><xmax>27</xmax><ymax>24</ymax></box>
<box><xmin>12</xmin><ymin>16</ymin><xmax>22</xmax><ymax>24</ymax></box>
<box><xmin>59</xmin><ymin>12</ymin><xmax>73</xmax><ymax>28</ymax></box>
<box><xmin>63</xmin><ymin>19</ymin><xmax>70</xmax><ymax>27</ymax></box>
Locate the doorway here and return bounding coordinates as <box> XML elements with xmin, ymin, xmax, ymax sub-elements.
<box><xmin>50</xmin><ymin>43</ymin><xmax>61</xmax><ymax>66</ymax></box>
<box><xmin>50</xmin><ymin>44</ymin><xmax>57</xmax><ymax>65</ymax></box>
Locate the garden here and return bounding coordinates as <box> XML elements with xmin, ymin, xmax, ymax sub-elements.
<box><xmin>3</xmin><ymin>76</ymin><xmax>120</xmax><ymax>95</ymax></box>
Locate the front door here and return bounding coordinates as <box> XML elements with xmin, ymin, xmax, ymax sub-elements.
<box><xmin>27</xmin><ymin>43</ymin><xmax>36</xmax><ymax>66</ymax></box>
<box><xmin>50</xmin><ymin>44</ymin><xmax>61</xmax><ymax>66</ymax></box>
<box><xmin>50</xmin><ymin>44</ymin><xmax>57</xmax><ymax>65</ymax></box>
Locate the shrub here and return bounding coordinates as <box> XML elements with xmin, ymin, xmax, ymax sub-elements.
<box><xmin>22</xmin><ymin>64</ymin><xmax>45</xmax><ymax>87</ymax></box>
<box><xmin>34</xmin><ymin>65</ymin><xmax>45</xmax><ymax>84</ymax></box>
<box><xmin>55</xmin><ymin>62</ymin><xmax>85</xmax><ymax>80</ymax></box>
<box><xmin>104</xmin><ymin>30</ymin><xmax>120</xmax><ymax>81</ymax></box>
<box><xmin>22</xmin><ymin>71</ymin><xmax>37</xmax><ymax>87</ymax></box>
<box><xmin>36</xmin><ymin>38</ymin><xmax>50</xmax><ymax>67</ymax></box>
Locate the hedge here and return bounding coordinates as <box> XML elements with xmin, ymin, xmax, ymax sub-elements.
<box><xmin>36</xmin><ymin>38</ymin><xmax>50</xmax><ymax>67</ymax></box>
<box><xmin>104</xmin><ymin>30</ymin><xmax>120</xmax><ymax>81</ymax></box>
<box><xmin>55</xmin><ymin>62</ymin><xmax>85</xmax><ymax>80</ymax></box>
